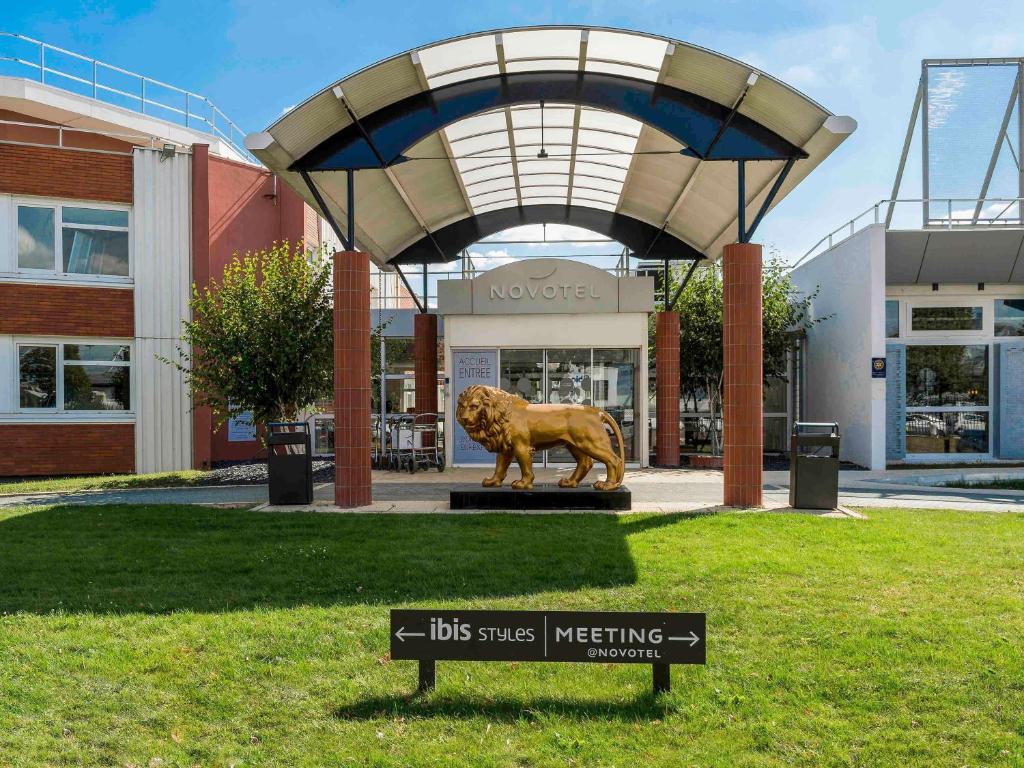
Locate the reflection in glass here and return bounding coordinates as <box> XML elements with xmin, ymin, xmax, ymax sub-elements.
<box><xmin>995</xmin><ymin>299</ymin><xmax>1024</xmax><ymax>336</ymax></box>
<box><xmin>905</xmin><ymin>345</ymin><xmax>988</xmax><ymax>407</ymax></box>
<box><xmin>17</xmin><ymin>206</ymin><xmax>55</xmax><ymax>270</ymax></box>
<box><xmin>64</xmin><ymin>344</ymin><xmax>130</xmax><ymax>362</ymax></box>
<box><xmin>313</xmin><ymin>417</ymin><xmax>335</xmax><ymax>454</ymax></box>
<box><xmin>500</xmin><ymin>349</ymin><xmax>543</xmax><ymax>403</ymax></box>
<box><xmin>546</xmin><ymin>349</ymin><xmax>592</xmax><ymax>463</ymax></box>
<box><xmin>764</xmin><ymin>416</ymin><xmax>788</xmax><ymax>452</ymax></box>
<box><xmin>19</xmin><ymin>346</ymin><xmax>56</xmax><ymax>408</ymax></box>
<box><xmin>63</xmin><ymin>228</ymin><xmax>129</xmax><ymax>276</ymax></box>
<box><xmin>384</xmin><ymin>378</ymin><xmax>415</xmax><ymax>415</ymax></box>
<box><xmin>886</xmin><ymin>300</ymin><xmax>900</xmax><ymax>338</ymax></box>
<box><xmin>910</xmin><ymin>306</ymin><xmax>982</xmax><ymax>331</ymax></box>
<box><xmin>64</xmin><ymin>365</ymin><xmax>130</xmax><ymax>410</ymax></box>
<box><xmin>905</xmin><ymin>412</ymin><xmax>988</xmax><ymax>453</ymax></box>
<box><xmin>62</xmin><ymin>207</ymin><xmax>129</xmax><ymax>227</ymax></box>
<box><xmin>593</xmin><ymin>349</ymin><xmax>638</xmax><ymax>460</ymax></box>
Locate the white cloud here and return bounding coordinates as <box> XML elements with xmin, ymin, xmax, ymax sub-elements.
<box><xmin>926</xmin><ymin>70</ymin><xmax>966</xmax><ymax>130</ymax></box>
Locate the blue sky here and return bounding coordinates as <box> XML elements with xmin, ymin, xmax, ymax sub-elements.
<box><xmin>5</xmin><ymin>0</ymin><xmax>1024</xmax><ymax>264</ymax></box>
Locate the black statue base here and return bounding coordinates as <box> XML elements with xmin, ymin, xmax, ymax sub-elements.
<box><xmin>450</xmin><ymin>484</ymin><xmax>631</xmax><ymax>511</ymax></box>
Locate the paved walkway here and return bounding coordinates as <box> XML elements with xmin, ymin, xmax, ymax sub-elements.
<box><xmin>2</xmin><ymin>466</ymin><xmax>1023</xmax><ymax>513</ymax></box>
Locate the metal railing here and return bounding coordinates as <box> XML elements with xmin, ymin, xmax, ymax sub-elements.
<box><xmin>0</xmin><ymin>31</ymin><xmax>255</xmax><ymax>162</ymax></box>
<box><xmin>795</xmin><ymin>196</ymin><xmax>1024</xmax><ymax>268</ymax></box>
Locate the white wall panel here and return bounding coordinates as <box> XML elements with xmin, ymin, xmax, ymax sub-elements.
<box><xmin>132</xmin><ymin>147</ymin><xmax>193</xmax><ymax>473</ymax></box>
<box><xmin>0</xmin><ymin>336</ymin><xmax>14</xmax><ymax>413</ymax></box>
<box><xmin>0</xmin><ymin>194</ymin><xmax>13</xmax><ymax>274</ymax></box>
<box><xmin>791</xmin><ymin>224</ymin><xmax>887</xmax><ymax>470</ymax></box>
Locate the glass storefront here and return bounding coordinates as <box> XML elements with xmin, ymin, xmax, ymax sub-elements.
<box><xmin>497</xmin><ymin>347</ymin><xmax>640</xmax><ymax>463</ymax></box>
<box><xmin>904</xmin><ymin>344</ymin><xmax>990</xmax><ymax>454</ymax></box>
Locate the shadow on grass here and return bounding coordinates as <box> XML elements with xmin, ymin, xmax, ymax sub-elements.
<box><xmin>333</xmin><ymin>691</ymin><xmax>675</xmax><ymax>722</ymax></box>
<box><xmin>0</xmin><ymin>505</ymin><xmax>710</xmax><ymax>615</ymax></box>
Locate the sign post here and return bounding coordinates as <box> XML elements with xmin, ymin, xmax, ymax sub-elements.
<box><xmin>390</xmin><ymin>609</ymin><xmax>706</xmax><ymax>694</ymax></box>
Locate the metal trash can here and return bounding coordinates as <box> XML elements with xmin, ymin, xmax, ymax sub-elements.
<box><xmin>789</xmin><ymin>422</ymin><xmax>840</xmax><ymax>510</ymax></box>
<box><xmin>267</xmin><ymin>422</ymin><xmax>313</xmax><ymax>505</ymax></box>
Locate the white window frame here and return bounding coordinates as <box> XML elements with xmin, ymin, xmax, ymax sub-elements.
<box><xmin>15</xmin><ymin>338</ymin><xmax>134</xmax><ymax>416</ymax></box>
<box><xmin>902</xmin><ymin>338</ymin><xmax>992</xmax><ymax>459</ymax></box>
<box><xmin>14</xmin><ymin>197</ymin><xmax>132</xmax><ymax>283</ymax></box>
<box><xmin>904</xmin><ymin>296</ymin><xmax>989</xmax><ymax>338</ymax></box>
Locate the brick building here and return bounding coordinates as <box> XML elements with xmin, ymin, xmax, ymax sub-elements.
<box><xmin>0</xmin><ymin>58</ymin><xmax>332</xmax><ymax>476</ymax></box>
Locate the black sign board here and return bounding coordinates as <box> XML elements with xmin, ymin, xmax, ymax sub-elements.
<box><xmin>390</xmin><ymin>609</ymin><xmax>705</xmax><ymax>693</ymax></box>
<box><xmin>872</xmin><ymin>357</ymin><xmax>886</xmax><ymax>378</ymax></box>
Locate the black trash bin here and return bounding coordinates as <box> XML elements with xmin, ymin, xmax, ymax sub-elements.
<box><xmin>789</xmin><ymin>422</ymin><xmax>840</xmax><ymax>510</ymax></box>
<box><xmin>267</xmin><ymin>422</ymin><xmax>313</xmax><ymax>505</ymax></box>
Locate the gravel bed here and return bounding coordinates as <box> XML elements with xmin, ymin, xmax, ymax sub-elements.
<box><xmin>198</xmin><ymin>459</ymin><xmax>336</xmax><ymax>486</ymax></box>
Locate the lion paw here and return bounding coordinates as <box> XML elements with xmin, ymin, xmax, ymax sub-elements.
<box><xmin>511</xmin><ymin>479</ymin><xmax>533</xmax><ymax>490</ymax></box>
<box><xmin>558</xmin><ymin>478</ymin><xmax>579</xmax><ymax>488</ymax></box>
<box><xmin>482</xmin><ymin>477</ymin><xmax>502</xmax><ymax>487</ymax></box>
<box><xmin>594</xmin><ymin>480</ymin><xmax>619</xmax><ymax>491</ymax></box>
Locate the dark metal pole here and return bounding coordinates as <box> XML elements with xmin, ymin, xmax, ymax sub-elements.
<box><xmin>744</xmin><ymin>157</ymin><xmax>796</xmax><ymax>242</ymax></box>
<box><xmin>393</xmin><ymin>264</ymin><xmax>426</xmax><ymax>314</ymax></box>
<box><xmin>668</xmin><ymin>258</ymin><xmax>701</xmax><ymax>311</ymax></box>
<box><xmin>737</xmin><ymin>160</ymin><xmax>746</xmax><ymax>242</ymax></box>
<box><xmin>418</xmin><ymin>659</ymin><xmax>436</xmax><ymax>692</ymax></box>
<box><xmin>663</xmin><ymin>259</ymin><xmax>670</xmax><ymax>305</ymax></box>
<box><xmin>347</xmin><ymin>169</ymin><xmax>355</xmax><ymax>251</ymax></box>
<box><xmin>422</xmin><ymin>263</ymin><xmax>428</xmax><ymax>313</ymax></box>
<box><xmin>653</xmin><ymin>663</ymin><xmax>670</xmax><ymax>694</ymax></box>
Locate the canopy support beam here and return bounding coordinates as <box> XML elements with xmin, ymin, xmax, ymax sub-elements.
<box><xmin>394</xmin><ymin>264</ymin><xmax>426</xmax><ymax>313</ymax></box>
<box><xmin>668</xmin><ymin>258</ymin><xmax>701</xmax><ymax>311</ymax></box>
<box><xmin>300</xmin><ymin>168</ymin><xmax>353</xmax><ymax>251</ymax></box>
<box><xmin>743</xmin><ymin>157</ymin><xmax>795</xmax><ymax>242</ymax></box>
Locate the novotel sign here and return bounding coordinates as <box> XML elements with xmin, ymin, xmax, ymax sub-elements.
<box><xmin>391</xmin><ymin>609</ymin><xmax>706</xmax><ymax>693</ymax></box>
<box><xmin>488</xmin><ymin>282</ymin><xmax>602</xmax><ymax>301</ymax></box>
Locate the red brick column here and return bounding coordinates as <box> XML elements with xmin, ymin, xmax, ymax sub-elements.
<box><xmin>655</xmin><ymin>310</ymin><xmax>680</xmax><ymax>466</ymax></box>
<box><xmin>723</xmin><ymin>242</ymin><xmax>763</xmax><ymax>507</ymax></box>
<box><xmin>334</xmin><ymin>251</ymin><xmax>372</xmax><ymax>508</ymax></box>
<box><xmin>414</xmin><ymin>313</ymin><xmax>438</xmax><ymax>416</ymax></box>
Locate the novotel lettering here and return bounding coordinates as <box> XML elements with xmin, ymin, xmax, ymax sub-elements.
<box><xmin>489</xmin><ymin>283</ymin><xmax>601</xmax><ymax>300</ymax></box>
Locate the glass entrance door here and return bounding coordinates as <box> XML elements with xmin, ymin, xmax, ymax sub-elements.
<box><xmin>497</xmin><ymin>348</ymin><xmax>637</xmax><ymax>466</ymax></box>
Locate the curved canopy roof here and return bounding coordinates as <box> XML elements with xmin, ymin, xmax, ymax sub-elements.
<box><xmin>247</xmin><ymin>26</ymin><xmax>856</xmax><ymax>266</ymax></box>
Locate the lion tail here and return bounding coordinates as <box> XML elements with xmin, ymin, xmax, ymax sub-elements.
<box><xmin>600</xmin><ymin>411</ymin><xmax>626</xmax><ymax>469</ymax></box>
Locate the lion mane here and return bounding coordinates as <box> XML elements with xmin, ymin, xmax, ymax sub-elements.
<box><xmin>456</xmin><ymin>385</ymin><xmax>519</xmax><ymax>454</ymax></box>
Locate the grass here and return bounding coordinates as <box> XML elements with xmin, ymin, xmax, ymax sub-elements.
<box><xmin>0</xmin><ymin>505</ymin><xmax>1021</xmax><ymax>767</ymax></box>
<box><xmin>944</xmin><ymin>479</ymin><xmax>1024</xmax><ymax>491</ymax></box>
<box><xmin>0</xmin><ymin>470</ymin><xmax>211</xmax><ymax>495</ymax></box>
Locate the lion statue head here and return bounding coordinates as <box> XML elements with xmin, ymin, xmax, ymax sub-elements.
<box><xmin>455</xmin><ymin>385</ymin><xmax>518</xmax><ymax>453</ymax></box>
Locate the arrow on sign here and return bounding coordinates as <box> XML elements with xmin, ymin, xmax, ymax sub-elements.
<box><xmin>394</xmin><ymin>627</ymin><xmax>425</xmax><ymax>642</ymax></box>
<box><xmin>668</xmin><ymin>631</ymin><xmax>701</xmax><ymax>647</ymax></box>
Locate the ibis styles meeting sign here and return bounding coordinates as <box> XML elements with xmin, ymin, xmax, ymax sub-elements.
<box><xmin>391</xmin><ymin>609</ymin><xmax>706</xmax><ymax>693</ymax></box>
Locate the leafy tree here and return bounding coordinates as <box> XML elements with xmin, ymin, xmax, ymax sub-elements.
<box><xmin>166</xmin><ymin>241</ymin><xmax>334</xmax><ymax>430</ymax></box>
<box><xmin>650</xmin><ymin>249</ymin><xmax>824</xmax><ymax>454</ymax></box>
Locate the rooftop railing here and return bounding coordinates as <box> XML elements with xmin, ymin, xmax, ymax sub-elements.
<box><xmin>794</xmin><ymin>196</ymin><xmax>1024</xmax><ymax>269</ymax></box>
<box><xmin>0</xmin><ymin>31</ymin><xmax>255</xmax><ymax>162</ymax></box>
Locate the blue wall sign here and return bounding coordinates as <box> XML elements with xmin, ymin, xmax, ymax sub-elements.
<box><xmin>871</xmin><ymin>357</ymin><xmax>886</xmax><ymax>379</ymax></box>
<box><xmin>451</xmin><ymin>349</ymin><xmax>498</xmax><ymax>465</ymax></box>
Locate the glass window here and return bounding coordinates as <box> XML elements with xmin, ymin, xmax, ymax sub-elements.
<box><xmin>906</xmin><ymin>412</ymin><xmax>989</xmax><ymax>454</ymax></box>
<box><xmin>910</xmin><ymin>306</ymin><xmax>983</xmax><ymax>331</ymax></box>
<box><xmin>499</xmin><ymin>349</ymin><xmax>544</xmax><ymax>403</ymax></box>
<box><xmin>906</xmin><ymin>345</ymin><xmax>988</xmax><ymax>407</ymax></box>
<box><xmin>17</xmin><ymin>206</ymin><xmax>55</xmax><ymax>270</ymax></box>
<box><xmin>764</xmin><ymin>416</ymin><xmax>788</xmax><ymax>453</ymax></box>
<box><xmin>313</xmin><ymin>417</ymin><xmax>335</xmax><ymax>454</ymax></box>
<box><xmin>886</xmin><ymin>300</ymin><xmax>900</xmax><ymax>338</ymax></box>
<box><xmin>18</xmin><ymin>346</ymin><xmax>57</xmax><ymax>408</ymax></box>
<box><xmin>593</xmin><ymin>349</ymin><xmax>639</xmax><ymax>461</ymax></box>
<box><xmin>995</xmin><ymin>299</ymin><xmax>1024</xmax><ymax>337</ymax></box>
<box><xmin>17</xmin><ymin>203</ymin><xmax>129</xmax><ymax>277</ymax></box>
<box><xmin>63</xmin><ymin>343</ymin><xmax>131</xmax><ymax>411</ymax></box>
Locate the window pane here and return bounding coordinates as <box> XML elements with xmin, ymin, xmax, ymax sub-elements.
<box><xmin>910</xmin><ymin>306</ymin><xmax>983</xmax><ymax>331</ymax></box>
<box><xmin>546</xmin><ymin>348</ymin><xmax>592</xmax><ymax>463</ymax></box>
<box><xmin>64</xmin><ymin>344</ymin><xmax>130</xmax><ymax>362</ymax></box>
<box><xmin>906</xmin><ymin>412</ymin><xmax>988</xmax><ymax>453</ymax></box>
<box><xmin>19</xmin><ymin>346</ymin><xmax>56</xmax><ymax>408</ymax></box>
<box><xmin>17</xmin><ymin>206</ymin><xmax>55</xmax><ymax>270</ymax></box>
<box><xmin>64</xmin><ymin>364</ymin><xmax>131</xmax><ymax>410</ymax></box>
<box><xmin>62</xmin><ymin>228</ymin><xmax>129</xmax><ymax>276</ymax></box>
<box><xmin>886</xmin><ymin>300</ymin><xmax>900</xmax><ymax>338</ymax></box>
<box><xmin>906</xmin><ymin>345</ymin><xmax>988</xmax><ymax>407</ymax></box>
<box><xmin>499</xmin><ymin>349</ymin><xmax>544</xmax><ymax>403</ymax></box>
<box><xmin>383</xmin><ymin>338</ymin><xmax>414</xmax><ymax>375</ymax></box>
<box><xmin>593</xmin><ymin>349</ymin><xmax>639</xmax><ymax>461</ymax></box>
<box><xmin>995</xmin><ymin>299</ymin><xmax>1024</xmax><ymax>337</ymax></box>
<box><xmin>62</xmin><ymin>207</ymin><xmax>129</xmax><ymax>227</ymax></box>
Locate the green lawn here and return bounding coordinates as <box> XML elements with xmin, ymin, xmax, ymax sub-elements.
<box><xmin>0</xmin><ymin>505</ymin><xmax>1021</xmax><ymax>767</ymax></box>
<box><xmin>0</xmin><ymin>470</ymin><xmax>211</xmax><ymax>495</ymax></box>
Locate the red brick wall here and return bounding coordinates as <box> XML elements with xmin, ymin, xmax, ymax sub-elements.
<box><xmin>0</xmin><ymin>283</ymin><xmax>134</xmax><ymax>336</ymax></box>
<box><xmin>723</xmin><ymin>242</ymin><xmax>764</xmax><ymax>508</ymax></box>
<box><xmin>192</xmin><ymin>147</ymin><xmax>313</xmax><ymax>467</ymax></box>
<box><xmin>0</xmin><ymin>424</ymin><xmax>134</xmax><ymax>476</ymax></box>
<box><xmin>0</xmin><ymin>143</ymin><xmax>132</xmax><ymax>203</ymax></box>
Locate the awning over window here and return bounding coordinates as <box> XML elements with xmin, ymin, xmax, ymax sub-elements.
<box><xmin>247</xmin><ymin>26</ymin><xmax>856</xmax><ymax>266</ymax></box>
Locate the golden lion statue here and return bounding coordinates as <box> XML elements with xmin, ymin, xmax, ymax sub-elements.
<box><xmin>455</xmin><ymin>385</ymin><xmax>625</xmax><ymax>491</ymax></box>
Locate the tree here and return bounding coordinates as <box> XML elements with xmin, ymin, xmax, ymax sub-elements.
<box><xmin>651</xmin><ymin>249</ymin><xmax>824</xmax><ymax>454</ymax></box>
<box><xmin>166</xmin><ymin>241</ymin><xmax>335</xmax><ymax>430</ymax></box>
